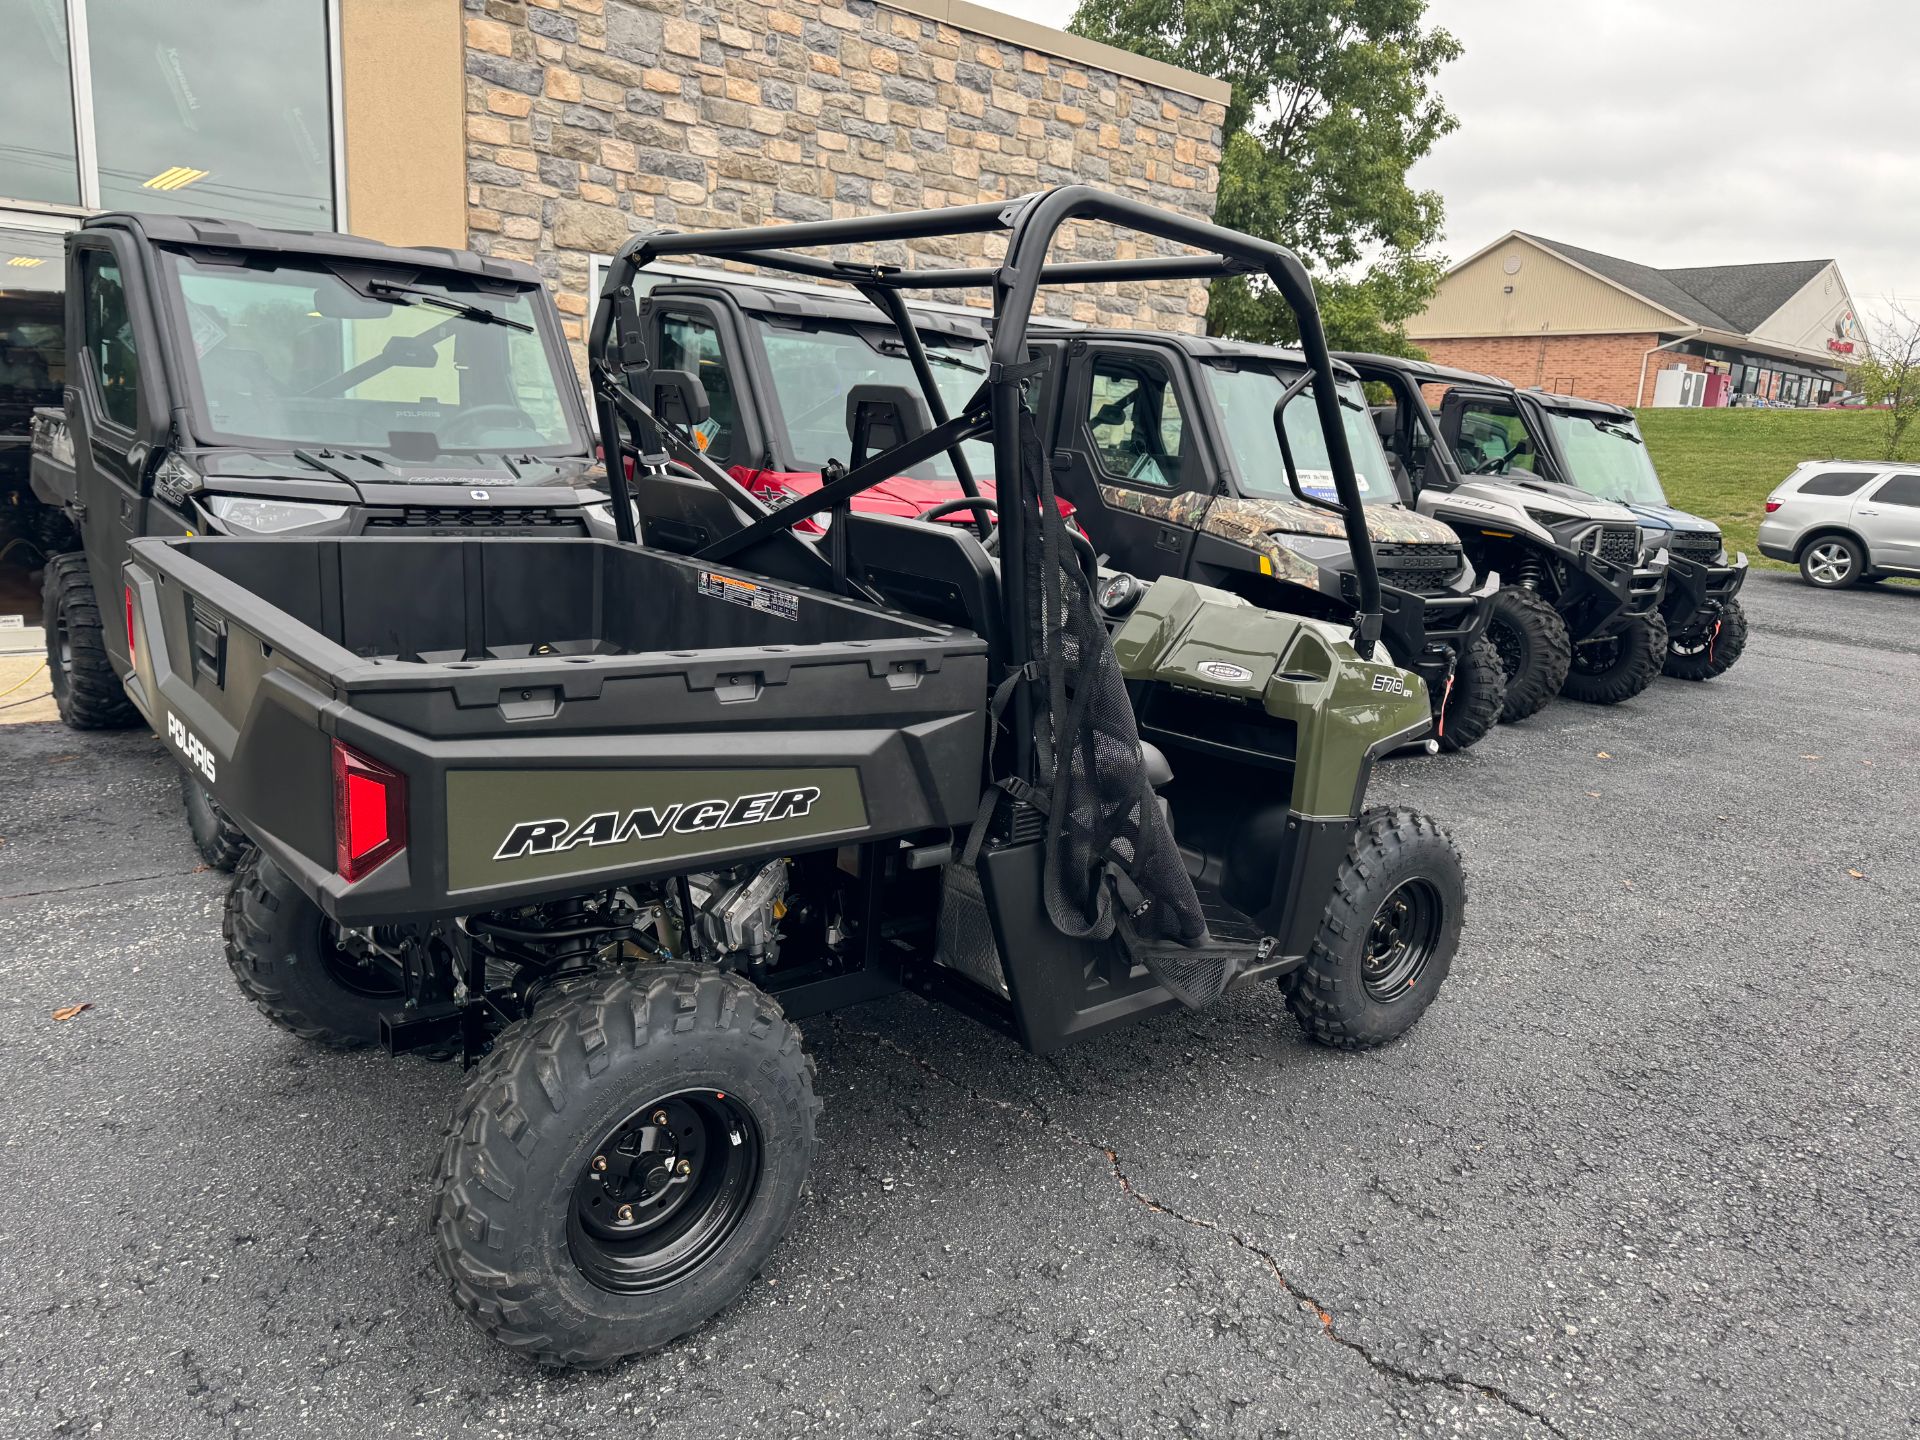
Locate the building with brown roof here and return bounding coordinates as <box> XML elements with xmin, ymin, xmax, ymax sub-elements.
<box><xmin>1407</xmin><ymin>231</ymin><xmax>1863</xmax><ymax>409</ymax></box>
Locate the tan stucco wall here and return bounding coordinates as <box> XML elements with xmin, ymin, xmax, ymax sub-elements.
<box><xmin>1408</xmin><ymin>236</ymin><xmax>1681</xmax><ymax>340</ymax></box>
<box><xmin>1751</xmin><ymin>261</ymin><xmax>1859</xmax><ymax>357</ymax></box>
<box><xmin>340</xmin><ymin>0</ymin><xmax>467</xmax><ymax>248</ymax></box>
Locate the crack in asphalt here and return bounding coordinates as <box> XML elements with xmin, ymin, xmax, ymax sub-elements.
<box><xmin>838</xmin><ymin>1020</ymin><xmax>1567</xmax><ymax>1438</ymax></box>
<box><xmin>0</xmin><ymin>866</ymin><xmax>207</xmax><ymax>905</ymax></box>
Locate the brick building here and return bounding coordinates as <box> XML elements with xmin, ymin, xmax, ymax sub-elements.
<box><xmin>450</xmin><ymin>0</ymin><xmax>1229</xmax><ymax>366</ymax></box>
<box><xmin>1407</xmin><ymin>232</ymin><xmax>1861</xmax><ymax>410</ymax></box>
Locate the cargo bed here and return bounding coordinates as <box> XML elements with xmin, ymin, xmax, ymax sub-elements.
<box><xmin>124</xmin><ymin>536</ymin><xmax>988</xmax><ymax>923</ymax></box>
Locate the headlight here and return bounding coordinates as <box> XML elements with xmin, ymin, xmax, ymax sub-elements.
<box><xmin>203</xmin><ymin>495</ymin><xmax>350</xmax><ymax>535</ymax></box>
<box><xmin>1269</xmin><ymin>532</ymin><xmax>1350</xmax><ymax>561</ymax></box>
<box><xmin>1638</xmin><ymin>527</ymin><xmax>1670</xmax><ymax>561</ymax></box>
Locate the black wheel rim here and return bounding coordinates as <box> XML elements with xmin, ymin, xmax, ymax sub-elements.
<box><xmin>315</xmin><ymin>917</ymin><xmax>404</xmax><ymax>1000</ymax></box>
<box><xmin>1570</xmin><ymin>635</ymin><xmax>1619</xmax><ymax>675</ymax></box>
<box><xmin>1362</xmin><ymin>878</ymin><xmax>1443</xmax><ymax>1003</ymax></box>
<box><xmin>1489</xmin><ymin>621</ymin><xmax>1523</xmax><ymax>681</ymax></box>
<box><xmin>568</xmin><ymin>1091</ymin><xmax>763</xmax><ymax>1295</ymax></box>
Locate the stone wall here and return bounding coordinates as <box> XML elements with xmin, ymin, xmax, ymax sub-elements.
<box><xmin>458</xmin><ymin>0</ymin><xmax>1226</xmax><ymax>368</ymax></box>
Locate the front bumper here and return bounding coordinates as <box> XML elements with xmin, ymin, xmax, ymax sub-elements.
<box><xmin>1566</xmin><ymin>545</ymin><xmax>1666</xmax><ymax>636</ymax></box>
<box><xmin>1363</xmin><ymin>570</ymin><xmax>1498</xmax><ymax>692</ymax></box>
<box><xmin>1661</xmin><ymin>552</ymin><xmax>1748</xmax><ymax>638</ymax></box>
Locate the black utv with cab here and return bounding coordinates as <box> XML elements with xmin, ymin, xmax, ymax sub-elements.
<box><xmin>30</xmin><ymin>213</ymin><xmax>613</xmax><ymax>866</ymax></box>
<box><xmin>1460</xmin><ymin>386</ymin><xmax>1749</xmax><ymax>683</ymax></box>
<box><xmin>129</xmin><ymin>192</ymin><xmax>1468</xmax><ymax>1369</ymax></box>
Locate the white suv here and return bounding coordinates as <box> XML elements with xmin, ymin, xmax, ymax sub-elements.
<box><xmin>1758</xmin><ymin>462</ymin><xmax>1920</xmax><ymax>588</ymax></box>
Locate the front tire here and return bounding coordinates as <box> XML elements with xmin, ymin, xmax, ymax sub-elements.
<box><xmin>222</xmin><ymin>851</ymin><xmax>408</xmax><ymax>1049</ymax></box>
<box><xmin>1433</xmin><ymin>633</ymin><xmax>1505</xmax><ymax>752</ymax></box>
<box><xmin>1663</xmin><ymin>597</ymin><xmax>1748</xmax><ymax>681</ymax></box>
<box><xmin>431</xmin><ymin>965</ymin><xmax>818</xmax><ymax>1369</ymax></box>
<box><xmin>1799</xmin><ymin>535</ymin><xmax>1864</xmax><ymax>589</ymax></box>
<box><xmin>1560</xmin><ymin>611</ymin><xmax>1666</xmax><ymax>705</ymax></box>
<box><xmin>182</xmin><ymin>768</ymin><xmax>251</xmax><ymax>871</ymax></box>
<box><xmin>1485</xmin><ymin>586</ymin><xmax>1572</xmax><ymax>723</ymax></box>
<box><xmin>1285</xmin><ymin>809</ymin><xmax>1464</xmax><ymax>1049</ymax></box>
<box><xmin>43</xmin><ymin>553</ymin><xmax>139</xmax><ymax>730</ymax></box>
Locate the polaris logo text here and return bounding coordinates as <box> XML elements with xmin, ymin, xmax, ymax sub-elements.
<box><xmin>166</xmin><ymin>713</ymin><xmax>217</xmax><ymax>783</ymax></box>
<box><xmin>493</xmin><ymin>786</ymin><xmax>823</xmax><ymax>862</ymax></box>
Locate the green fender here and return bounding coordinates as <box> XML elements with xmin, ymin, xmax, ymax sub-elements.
<box><xmin>1110</xmin><ymin>577</ymin><xmax>1431</xmax><ymax>818</ymax></box>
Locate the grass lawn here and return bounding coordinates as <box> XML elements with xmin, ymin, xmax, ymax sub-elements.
<box><xmin>1632</xmin><ymin>408</ymin><xmax>1919</xmax><ymax>569</ymax></box>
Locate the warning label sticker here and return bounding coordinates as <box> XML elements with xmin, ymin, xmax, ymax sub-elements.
<box><xmin>697</xmin><ymin>571</ymin><xmax>799</xmax><ymax>622</ymax></box>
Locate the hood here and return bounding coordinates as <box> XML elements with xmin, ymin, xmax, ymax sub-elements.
<box><xmin>1443</xmin><ymin>475</ymin><xmax>1637</xmax><ymax>524</ymax></box>
<box><xmin>1097</xmin><ymin>486</ymin><xmax>1458</xmax><ymax>551</ymax></box>
<box><xmin>1622</xmin><ymin>501</ymin><xmax>1718</xmax><ymax>536</ymax></box>
<box><xmin>1209</xmin><ymin>495</ymin><xmax>1459</xmax><ymax>547</ymax></box>
<box><xmin>196</xmin><ymin>447</ymin><xmax>603</xmax><ymax>499</ymax></box>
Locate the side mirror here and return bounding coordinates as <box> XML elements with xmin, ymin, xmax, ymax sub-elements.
<box><xmin>845</xmin><ymin>382</ymin><xmax>931</xmax><ymax>465</ymax></box>
<box><xmin>647</xmin><ymin>368</ymin><xmax>710</xmax><ymax>429</ymax></box>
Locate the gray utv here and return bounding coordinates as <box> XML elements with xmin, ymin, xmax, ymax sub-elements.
<box><xmin>30</xmin><ymin>213</ymin><xmax>610</xmax><ymax>866</ymax></box>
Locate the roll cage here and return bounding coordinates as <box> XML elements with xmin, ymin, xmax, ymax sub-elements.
<box><xmin>590</xmin><ymin>187</ymin><xmax>1384</xmax><ymax>777</ymax></box>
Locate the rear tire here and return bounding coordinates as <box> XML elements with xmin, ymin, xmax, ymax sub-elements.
<box><xmin>1285</xmin><ymin>808</ymin><xmax>1464</xmax><ymax>1050</ymax></box>
<box><xmin>1799</xmin><ymin>534</ymin><xmax>1864</xmax><ymax>589</ymax></box>
<box><xmin>182</xmin><ymin>768</ymin><xmax>251</xmax><ymax>871</ymax></box>
<box><xmin>1432</xmin><ymin>633</ymin><xmax>1504</xmax><ymax>752</ymax></box>
<box><xmin>1663</xmin><ymin>597</ymin><xmax>1748</xmax><ymax>681</ymax></box>
<box><xmin>222</xmin><ymin>851</ymin><xmax>409</xmax><ymax>1049</ymax></box>
<box><xmin>431</xmin><ymin>965</ymin><xmax>818</xmax><ymax>1369</ymax></box>
<box><xmin>1485</xmin><ymin>586</ymin><xmax>1571</xmax><ymax>723</ymax></box>
<box><xmin>43</xmin><ymin>553</ymin><xmax>139</xmax><ymax>730</ymax></box>
<box><xmin>1561</xmin><ymin>611</ymin><xmax>1666</xmax><ymax>705</ymax></box>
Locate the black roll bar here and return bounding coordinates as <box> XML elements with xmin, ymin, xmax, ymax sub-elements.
<box><xmin>590</xmin><ymin>188</ymin><xmax>1386</xmax><ymax>777</ymax></box>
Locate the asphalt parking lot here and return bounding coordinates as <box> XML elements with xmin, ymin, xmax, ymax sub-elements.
<box><xmin>1</xmin><ymin>569</ymin><xmax>1915</xmax><ymax>1439</ymax></box>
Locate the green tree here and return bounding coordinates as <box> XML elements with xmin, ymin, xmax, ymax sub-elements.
<box><xmin>1069</xmin><ymin>0</ymin><xmax>1460</xmax><ymax>354</ymax></box>
<box><xmin>1846</xmin><ymin>301</ymin><xmax>1920</xmax><ymax>460</ymax></box>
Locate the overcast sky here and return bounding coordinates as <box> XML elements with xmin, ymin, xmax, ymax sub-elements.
<box><xmin>1014</xmin><ymin>0</ymin><xmax>1919</xmax><ymax>328</ymax></box>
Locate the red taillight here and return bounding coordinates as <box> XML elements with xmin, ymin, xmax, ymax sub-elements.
<box><xmin>1764</xmin><ymin>500</ymin><xmax>1783</xmax><ymax>512</ymax></box>
<box><xmin>332</xmin><ymin>740</ymin><xmax>407</xmax><ymax>881</ymax></box>
<box><xmin>124</xmin><ymin>584</ymin><xmax>135</xmax><ymax>664</ymax></box>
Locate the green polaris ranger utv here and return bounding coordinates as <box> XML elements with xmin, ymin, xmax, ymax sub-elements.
<box><xmin>126</xmin><ymin>191</ymin><xmax>1465</xmax><ymax>1368</ymax></box>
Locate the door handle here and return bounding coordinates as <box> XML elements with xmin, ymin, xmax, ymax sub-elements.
<box><xmin>1857</xmin><ymin>508</ymin><xmax>1880</xmax><ymax>516</ymax></box>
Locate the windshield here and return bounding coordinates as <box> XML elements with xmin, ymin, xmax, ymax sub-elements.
<box><xmin>1204</xmin><ymin>365</ymin><xmax>1401</xmax><ymax>506</ymax></box>
<box><xmin>1548</xmin><ymin>410</ymin><xmax>1667</xmax><ymax>505</ymax></box>
<box><xmin>166</xmin><ymin>253</ymin><xmax>579</xmax><ymax>454</ymax></box>
<box><xmin>751</xmin><ymin>316</ymin><xmax>993</xmax><ymax>482</ymax></box>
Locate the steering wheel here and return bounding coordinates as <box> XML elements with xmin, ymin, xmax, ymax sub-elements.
<box><xmin>443</xmin><ymin>404</ymin><xmax>538</xmax><ymax>444</ymax></box>
<box><xmin>914</xmin><ymin>496</ymin><xmax>1100</xmax><ymax>581</ymax></box>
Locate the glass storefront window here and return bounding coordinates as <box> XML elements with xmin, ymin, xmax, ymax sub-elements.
<box><xmin>0</xmin><ymin>0</ymin><xmax>82</xmax><ymax>206</ymax></box>
<box><xmin>88</xmin><ymin>0</ymin><xmax>334</xmax><ymax>230</ymax></box>
<box><xmin>1</xmin><ymin>226</ymin><xmax>69</xmax><ymax>440</ymax></box>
